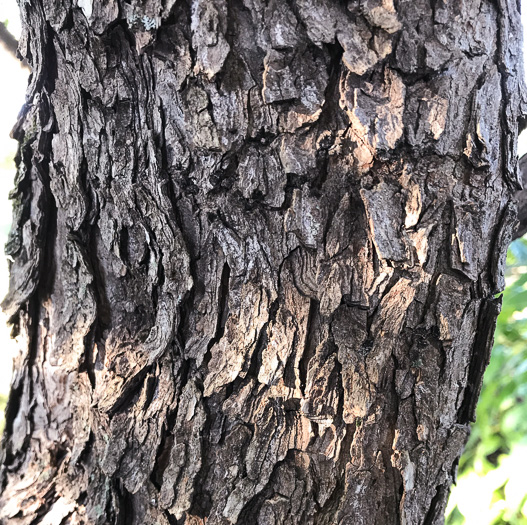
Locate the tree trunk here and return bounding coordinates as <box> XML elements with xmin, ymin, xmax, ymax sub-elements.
<box><xmin>0</xmin><ymin>1</ymin><xmax>525</xmax><ymax>524</ymax></box>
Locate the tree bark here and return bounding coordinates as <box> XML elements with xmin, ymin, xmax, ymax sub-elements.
<box><xmin>0</xmin><ymin>1</ymin><xmax>525</xmax><ymax>524</ymax></box>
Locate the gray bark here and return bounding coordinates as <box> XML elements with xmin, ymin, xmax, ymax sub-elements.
<box><xmin>0</xmin><ymin>1</ymin><xmax>525</xmax><ymax>524</ymax></box>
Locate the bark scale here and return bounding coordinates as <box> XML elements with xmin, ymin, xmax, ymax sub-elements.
<box><xmin>0</xmin><ymin>1</ymin><xmax>525</xmax><ymax>524</ymax></box>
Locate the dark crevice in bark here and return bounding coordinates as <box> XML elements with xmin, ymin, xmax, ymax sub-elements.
<box><xmin>76</xmin><ymin>152</ymin><xmax>100</xmax><ymax>390</ymax></box>
<box><xmin>28</xmin><ymin>484</ymin><xmax>57</xmax><ymax>525</ymax></box>
<box><xmin>143</xmin><ymin>372</ymin><xmax>158</xmax><ymax>411</ymax></box>
<box><xmin>216</xmin><ymin>263</ymin><xmax>231</xmax><ymax>342</ymax></box>
<box><xmin>106</xmin><ymin>365</ymin><xmax>153</xmax><ymax>417</ymax></box>
<box><xmin>299</xmin><ymin>298</ymin><xmax>319</xmax><ymax>395</ymax></box>
<box><xmin>75</xmin><ymin>430</ymin><xmax>95</xmax><ymax>474</ymax></box>
<box><xmin>366</xmin><ymin>269</ymin><xmax>402</xmax><ymax>333</ymax></box>
<box><xmin>203</xmin><ymin>261</ymin><xmax>231</xmax><ymax>368</ymax></box>
<box><xmin>240</xmin><ymin>295</ymin><xmax>281</xmax><ymax>385</ymax></box>
<box><xmin>1</xmin><ymin>375</ymin><xmax>24</xmax><ymax>474</ymax></box>
<box><xmin>164</xmin><ymin>510</ymin><xmax>179</xmax><ymax>525</ymax></box>
<box><xmin>458</xmin><ymin>296</ymin><xmax>501</xmax><ymax>423</ymax></box>
<box><xmin>114</xmin><ymin>481</ymin><xmax>134</xmax><ymax>525</ymax></box>
<box><xmin>278</xmin><ymin>172</ymin><xmax>308</xmax><ymax>213</ymax></box>
<box><xmin>87</xmin><ymin>229</ymin><xmax>112</xmax><ymax>343</ymax></box>
<box><xmin>152</xmin><ymin>251</ymin><xmax>165</xmax><ymax>313</ymax></box>
<box><xmin>423</xmin><ymin>484</ymin><xmax>446</xmax><ymax>525</ymax></box>
<box><xmin>490</xmin><ymin>200</ymin><xmax>516</xmax><ymax>291</ymax></box>
<box><xmin>311</xmin><ymin>43</ymin><xmax>343</xmax><ymax>193</ymax></box>
<box><xmin>188</xmin><ymin>398</ymin><xmax>215</xmax><ymax>519</ymax></box>
<box><xmin>209</xmin><ymin>153</ymin><xmax>238</xmax><ymax>196</ymax></box>
<box><xmin>150</xmin><ymin>432</ymin><xmax>174</xmax><ymax>490</ymax></box>
<box><xmin>104</xmin><ymin>19</ymin><xmax>138</xmax><ymax>62</ymax></box>
<box><xmin>82</xmin><ymin>324</ymin><xmax>97</xmax><ymax>389</ymax></box>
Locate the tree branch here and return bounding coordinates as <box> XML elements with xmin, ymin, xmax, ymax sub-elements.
<box><xmin>514</xmin><ymin>154</ymin><xmax>527</xmax><ymax>240</ymax></box>
<box><xmin>0</xmin><ymin>21</ymin><xmax>19</xmax><ymax>58</ymax></box>
<box><xmin>0</xmin><ymin>21</ymin><xmax>28</xmax><ymax>70</ymax></box>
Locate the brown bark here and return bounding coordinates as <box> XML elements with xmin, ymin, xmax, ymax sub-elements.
<box><xmin>0</xmin><ymin>1</ymin><xmax>525</xmax><ymax>524</ymax></box>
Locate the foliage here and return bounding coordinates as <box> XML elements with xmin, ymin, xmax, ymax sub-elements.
<box><xmin>447</xmin><ymin>237</ymin><xmax>527</xmax><ymax>524</ymax></box>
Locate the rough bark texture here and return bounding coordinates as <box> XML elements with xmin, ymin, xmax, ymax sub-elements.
<box><xmin>1</xmin><ymin>1</ymin><xmax>525</xmax><ymax>524</ymax></box>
